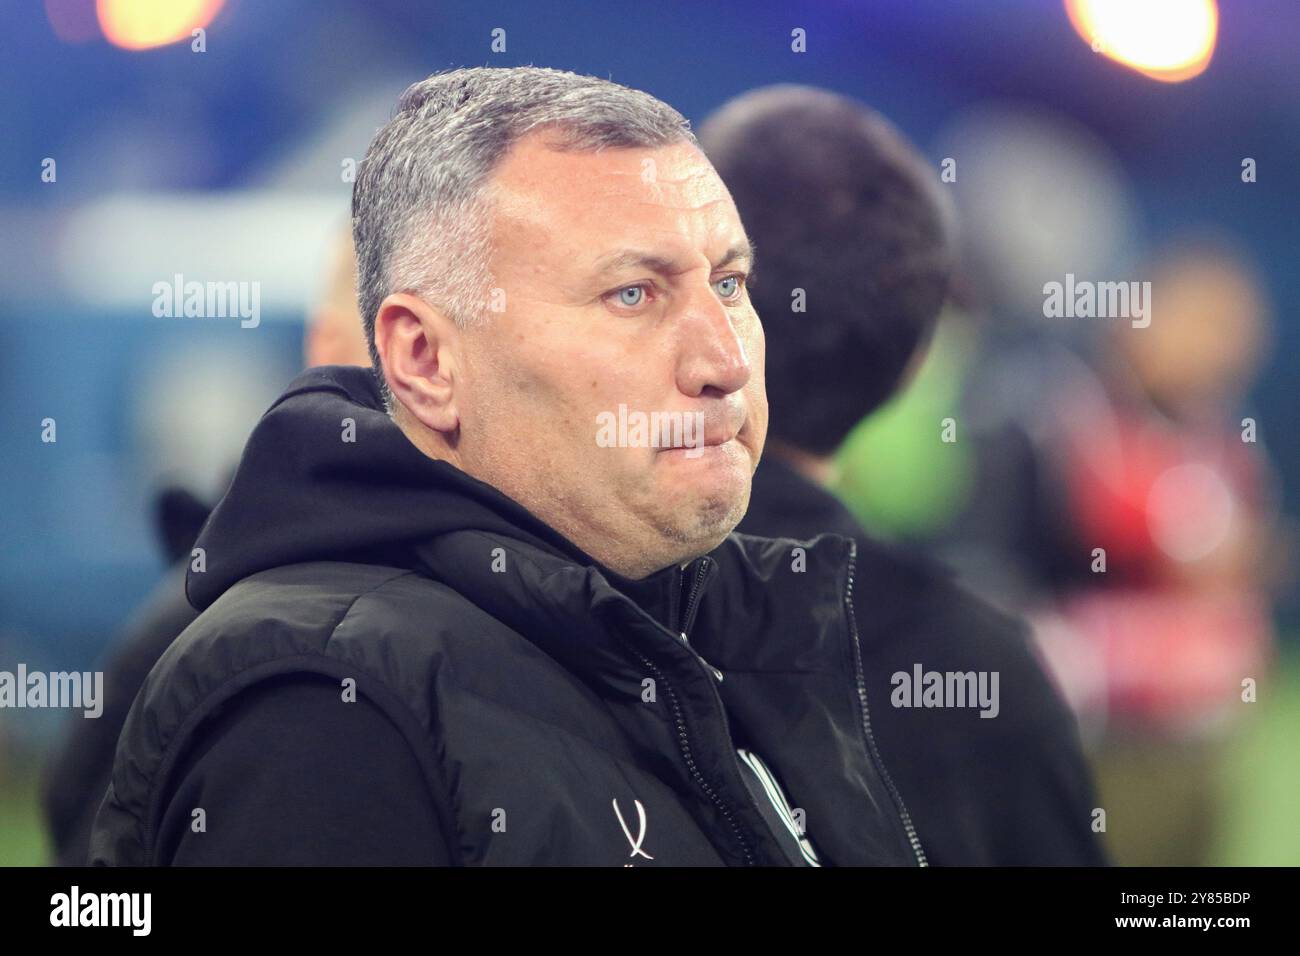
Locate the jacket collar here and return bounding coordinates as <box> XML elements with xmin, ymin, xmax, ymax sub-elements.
<box><xmin>600</xmin><ymin>555</ymin><xmax>718</xmax><ymax>640</ymax></box>
<box><xmin>410</xmin><ymin>530</ymin><xmax>724</xmax><ymax>688</ymax></box>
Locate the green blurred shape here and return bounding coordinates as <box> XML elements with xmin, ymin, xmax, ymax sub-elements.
<box><xmin>0</xmin><ymin>765</ymin><xmax>51</xmax><ymax>866</ymax></box>
<box><xmin>835</xmin><ymin>315</ymin><xmax>975</xmax><ymax>540</ymax></box>
<box><xmin>1211</xmin><ymin>642</ymin><xmax>1300</xmax><ymax>865</ymax></box>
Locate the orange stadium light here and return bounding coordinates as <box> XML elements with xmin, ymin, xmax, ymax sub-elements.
<box><xmin>97</xmin><ymin>0</ymin><xmax>224</xmax><ymax>51</ymax></box>
<box><xmin>1065</xmin><ymin>0</ymin><xmax>1218</xmax><ymax>83</ymax></box>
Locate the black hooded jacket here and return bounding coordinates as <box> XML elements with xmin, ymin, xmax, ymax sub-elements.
<box><xmin>89</xmin><ymin>365</ymin><xmax>940</xmax><ymax>867</ymax></box>
<box><xmin>739</xmin><ymin>457</ymin><xmax>1109</xmax><ymax>865</ymax></box>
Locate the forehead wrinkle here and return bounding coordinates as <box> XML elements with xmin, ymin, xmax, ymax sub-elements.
<box><xmin>629</xmin><ymin>194</ymin><xmax>734</xmax><ymax>217</ymax></box>
<box><xmin>643</xmin><ymin>170</ymin><xmax>730</xmax><ymax>206</ymax></box>
<box><xmin>589</xmin><ymin>237</ymin><xmax>754</xmax><ymax>282</ymax></box>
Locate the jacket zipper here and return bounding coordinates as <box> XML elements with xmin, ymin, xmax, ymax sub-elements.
<box><xmin>679</xmin><ymin>558</ymin><xmax>710</xmax><ymax>636</ymax></box>
<box><xmin>678</xmin><ymin>558</ymin><xmax>724</xmax><ymax>681</ymax></box>
<box><xmin>615</xmin><ymin>636</ymin><xmax>759</xmax><ymax>866</ymax></box>
<box><xmin>844</xmin><ymin>543</ymin><xmax>929</xmax><ymax>867</ymax></box>
<box><xmin>671</xmin><ymin>555</ymin><xmax>799</xmax><ymax>865</ymax></box>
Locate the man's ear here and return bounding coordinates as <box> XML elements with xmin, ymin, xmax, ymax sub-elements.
<box><xmin>373</xmin><ymin>292</ymin><xmax>461</xmax><ymax>434</ymax></box>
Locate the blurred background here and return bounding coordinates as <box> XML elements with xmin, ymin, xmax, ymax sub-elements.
<box><xmin>1</xmin><ymin>0</ymin><xmax>1296</xmax><ymax>865</ymax></box>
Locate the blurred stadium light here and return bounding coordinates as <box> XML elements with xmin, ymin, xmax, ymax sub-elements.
<box><xmin>98</xmin><ymin>0</ymin><xmax>225</xmax><ymax>51</ymax></box>
<box><xmin>1065</xmin><ymin>0</ymin><xmax>1218</xmax><ymax>82</ymax></box>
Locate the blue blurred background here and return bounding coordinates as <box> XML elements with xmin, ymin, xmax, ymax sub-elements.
<box><xmin>1</xmin><ymin>0</ymin><xmax>1296</xmax><ymax>864</ymax></box>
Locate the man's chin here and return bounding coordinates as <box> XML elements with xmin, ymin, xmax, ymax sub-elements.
<box><xmin>655</xmin><ymin>484</ymin><xmax>750</xmax><ymax>553</ymax></box>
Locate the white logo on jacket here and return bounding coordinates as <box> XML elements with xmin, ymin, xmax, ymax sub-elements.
<box><xmin>612</xmin><ymin>798</ymin><xmax>654</xmax><ymax>863</ymax></box>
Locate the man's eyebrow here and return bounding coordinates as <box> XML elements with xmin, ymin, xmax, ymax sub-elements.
<box><xmin>590</xmin><ymin>240</ymin><xmax>757</xmax><ymax>279</ymax></box>
<box><xmin>717</xmin><ymin>240</ymin><xmax>757</xmax><ymax>274</ymax></box>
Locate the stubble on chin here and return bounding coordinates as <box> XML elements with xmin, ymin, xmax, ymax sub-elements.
<box><xmin>649</xmin><ymin>476</ymin><xmax>751</xmax><ymax>554</ymax></box>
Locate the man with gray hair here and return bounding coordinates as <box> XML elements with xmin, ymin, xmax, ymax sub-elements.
<box><xmin>90</xmin><ymin>67</ymin><xmax>925</xmax><ymax>866</ymax></box>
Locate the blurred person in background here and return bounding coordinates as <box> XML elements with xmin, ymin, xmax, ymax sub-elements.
<box><xmin>706</xmin><ymin>85</ymin><xmax>1108</xmax><ymax>865</ymax></box>
<box><xmin>40</xmin><ymin>225</ymin><xmax>369</xmax><ymax>866</ymax></box>
<box><xmin>1015</xmin><ymin>242</ymin><xmax>1285</xmax><ymax>864</ymax></box>
<box><xmin>304</xmin><ymin>228</ymin><xmax>372</xmax><ymax>369</ymax></box>
<box><xmin>926</xmin><ymin>235</ymin><xmax>1285</xmax><ymax>864</ymax></box>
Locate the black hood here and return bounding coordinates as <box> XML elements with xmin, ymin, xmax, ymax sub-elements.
<box><xmin>187</xmin><ymin>365</ymin><xmax>606</xmax><ymax>612</ymax></box>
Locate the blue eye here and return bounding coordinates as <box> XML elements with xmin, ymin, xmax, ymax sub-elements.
<box><xmin>715</xmin><ymin>275</ymin><xmax>740</xmax><ymax>298</ymax></box>
<box><xmin>618</xmin><ymin>286</ymin><xmax>644</xmax><ymax>307</ymax></box>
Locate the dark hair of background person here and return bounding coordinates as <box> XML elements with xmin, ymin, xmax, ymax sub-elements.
<box><xmin>700</xmin><ymin>85</ymin><xmax>954</xmax><ymax>456</ymax></box>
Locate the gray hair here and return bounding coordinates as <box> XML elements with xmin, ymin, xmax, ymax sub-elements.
<box><xmin>351</xmin><ymin>66</ymin><xmax>697</xmax><ymax>409</ymax></box>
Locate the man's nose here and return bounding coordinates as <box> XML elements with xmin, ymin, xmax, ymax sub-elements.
<box><xmin>674</xmin><ymin>282</ymin><xmax>752</xmax><ymax>398</ymax></box>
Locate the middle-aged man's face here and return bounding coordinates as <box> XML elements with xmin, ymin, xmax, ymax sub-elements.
<box><xmin>453</xmin><ymin>131</ymin><xmax>767</xmax><ymax>578</ymax></box>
